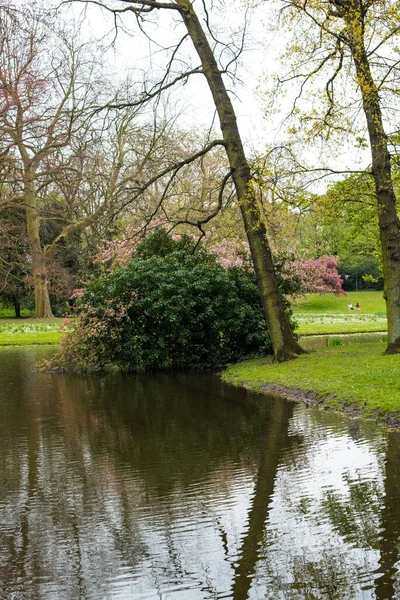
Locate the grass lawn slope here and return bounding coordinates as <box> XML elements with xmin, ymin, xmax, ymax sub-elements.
<box><xmin>0</xmin><ymin>318</ymin><xmax>64</xmax><ymax>346</ymax></box>
<box><xmin>223</xmin><ymin>341</ymin><xmax>400</xmax><ymax>425</ymax></box>
<box><xmin>293</xmin><ymin>291</ymin><xmax>387</xmax><ymax>335</ymax></box>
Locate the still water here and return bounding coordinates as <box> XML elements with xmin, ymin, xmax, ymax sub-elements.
<box><xmin>0</xmin><ymin>347</ymin><xmax>399</xmax><ymax>600</ymax></box>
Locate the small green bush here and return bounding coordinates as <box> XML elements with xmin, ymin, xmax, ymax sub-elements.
<box><xmin>327</xmin><ymin>337</ymin><xmax>343</xmax><ymax>347</ymax></box>
<box><xmin>52</xmin><ymin>230</ymin><xmax>284</xmax><ymax>372</ymax></box>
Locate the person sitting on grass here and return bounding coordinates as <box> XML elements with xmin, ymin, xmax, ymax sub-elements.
<box><xmin>348</xmin><ymin>302</ymin><xmax>354</xmax><ymax>310</ymax></box>
<box><xmin>355</xmin><ymin>302</ymin><xmax>360</xmax><ymax>310</ymax></box>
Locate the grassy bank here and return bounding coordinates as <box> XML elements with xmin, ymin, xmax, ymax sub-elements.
<box><xmin>0</xmin><ymin>319</ymin><xmax>65</xmax><ymax>346</ymax></box>
<box><xmin>292</xmin><ymin>291</ymin><xmax>387</xmax><ymax>335</ymax></box>
<box><xmin>223</xmin><ymin>341</ymin><xmax>400</xmax><ymax>425</ymax></box>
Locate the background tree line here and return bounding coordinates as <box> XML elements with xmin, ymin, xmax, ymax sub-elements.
<box><xmin>1</xmin><ymin>0</ymin><xmax>399</xmax><ymax>360</ymax></box>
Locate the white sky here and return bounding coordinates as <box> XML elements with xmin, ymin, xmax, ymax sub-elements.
<box><xmin>55</xmin><ymin>0</ymin><xmax>371</xmax><ymax>187</ymax></box>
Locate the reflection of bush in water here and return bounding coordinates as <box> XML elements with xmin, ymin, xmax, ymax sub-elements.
<box><xmin>55</xmin><ymin>372</ymin><xmax>277</xmax><ymax>498</ymax></box>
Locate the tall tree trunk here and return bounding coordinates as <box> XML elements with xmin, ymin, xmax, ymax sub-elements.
<box><xmin>177</xmin><ymin>0</ymin><xmax>304</xmax><ymax>361</ymax></box>
<box><xmin>25</xmin><ymin>176</ymin><xmax>53</xmax><ymax>319</ymax></box>
<box><xmin>12</xmin><ymin>295</ymin><xmax>21</xmax><ymax>318</ymax></box>
<box><xmin>339</xmin><ymin>0</ymin><xmax>400</xmax><ymax>353</ymax></box>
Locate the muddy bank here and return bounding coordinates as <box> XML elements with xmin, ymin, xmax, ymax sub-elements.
<box><xmin>251</xmin><ymin>382</ymin><xmax>400</xmax><ymax>427</ymax></box>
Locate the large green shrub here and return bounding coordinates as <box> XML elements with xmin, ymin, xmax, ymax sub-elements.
<box><xmin>54</xmin><ymin>230</ymin><xmax>293</xmax><ymax>372</ymax></box>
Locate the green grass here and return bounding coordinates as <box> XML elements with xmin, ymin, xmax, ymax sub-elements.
<box><xmin>295</xmin><ymin>314</ymin><xmax>387</xmax><ymax>335</ymax></box>
<box><xmin>292</xmin><ymin>290</ymin><xmax>387</xmax><ymax>335</ymax></box>
<box><xmin>223</xmin><ymin>291</ymin><xmax>394</xmax><ymax>424</ymax></box>
<box><xmin>0</xmin><ymin>305</ymin><xmax>34</xmax><ymax>318</ymax></box>
<box><xmin>292</xmin><ymin>290</ymin><xmax>386</xmax><ymax>314</ymax></box>
<box><xmin>0</xmin><ymin>318</ymin><xmax>65</xmax><ymax>346</ymax></box>
<box><xmin>227</xmin><ymin>291</ymin><xmax>395</xmax><ymax>424</ymax></box>
<box><xmin>223</xmin><ymin>341</ymin><xmax>400</xmax><ymax>423</ymax></box>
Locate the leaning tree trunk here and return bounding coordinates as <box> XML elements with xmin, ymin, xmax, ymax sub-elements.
<box><xmin>231</xmin><ymin>397</ymin><xmax>294</xmax><ymax>599</ymax></box>
<box><xmin>177</xmin><ymin>0</ymin><xmax>305</xmax><ymax>361</ymax></box>
<box><xmin>25</xmin><ymin>178</ymin><xmax>53</xmax><ymax>319</ymax></box>
<box><xmin>340</xmin><ymin>1</ymin><xmax>400</xmax><ymax>354</ymax></box>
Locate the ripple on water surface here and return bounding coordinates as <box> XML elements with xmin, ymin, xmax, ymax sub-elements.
<box><xmin>0</xmin><ymin>349</ymin><xmax>399</xmax><ymax>599</ymax></box>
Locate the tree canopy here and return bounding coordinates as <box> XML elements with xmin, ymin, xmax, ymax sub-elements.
<box><xmin>1</xmin><ymin>0</ymin><xmax>400</xmax><ymax>359</ymax></box>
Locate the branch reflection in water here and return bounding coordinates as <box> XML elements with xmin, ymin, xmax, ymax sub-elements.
<box><xmin>0</xmin><ymin>348</ymin><xmax>399</xmax><ymax>599</ymax></box>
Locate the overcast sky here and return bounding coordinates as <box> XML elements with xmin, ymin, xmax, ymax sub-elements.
<box><xmin>56</xmin><ymin>0</ymin><xmax>370</xmax><ymax>186</ymax></box>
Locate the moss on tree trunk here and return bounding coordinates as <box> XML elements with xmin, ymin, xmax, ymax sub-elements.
<box><xmin>177</xmin><ymin>0</ymin><xmax>304</xmax><ymax>361</ymax></box>
<box><xmin>337</xmin><ymin>0</ymin><xmax>400</xmax><ymax>354</ymax></box>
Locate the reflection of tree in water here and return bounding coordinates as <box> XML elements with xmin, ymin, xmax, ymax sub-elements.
<box><xmin>230</xmin><ymin>397</ymin><xmax>295</xmax><ymax>600</ymax></box>
<box><xmin>0</xmin><ymin>350</ymin><xmax>43</xmax><ymax>599</ymax></box>
<box><xmin>320</xmin><ymin>473</ymin><xmax>383</xmax><ymax>548</ymax></box>
<box><xmin>374</xmin><ymin>431</ymin><xmax>400</xmax><ymax>600</ymax></box>
<box><xmin>1</xmin><ymin>351</ymin><xmax>400</xmax><ymax>600</ymax></box>
<box><xmin>55</xmin><ymin>372</ymin><xmax>269</xmax><ymax>495</ymax></box>
<box><xmin>0</xmin><ymin>361</ymin><xmax>273</xmax><ymax>598</ymax></box>
<box><xmin>55</xmin><ymin>372</ymin><xmax>273</xmax><ymax>595</ymax></box>
<box><xmin>285</xmin><ymin>471</ymin><xmax>384</xmax><ymax>600</ymax></box>
<box><xmin>289</xmin><ymin>549</ymin><xmax>358</xmax><ymax>600</ymax></box>
<box><xmin>233</xmin><ymin>407</ymin><xmax>390</xmax><ymax>600</ymax></box>
<box><xmin>313</xmin><ymin>430</ymin><xmax>400</xmax><ymax>600</ymax></box>
<box><xmin>249</xmin><ymin>546</ymin><xmax>371</xmax><ymax>600</ymax></box>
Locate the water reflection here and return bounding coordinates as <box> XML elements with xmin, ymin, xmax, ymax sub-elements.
<box><xmin>374</xmin><ymin>433</ymin><xmax>400</xmax><ymax>600</ymax></box>
<box><xmin>0</xmin><ymin>348</ymin><xmax>399</xmax><ymax>599</ymax></box>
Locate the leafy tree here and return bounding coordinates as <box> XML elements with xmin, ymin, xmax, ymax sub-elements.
<box><xmin>0</xmin><ymin>6</ymin><xmax>99</xmax><ymax>317</ymax></box>
<box><xmin>0</xmin><ymin>208</ymin><xmax>30</xmax><ymax>317</ymax></box>
<box><xmin>269</xmin><ymin>0</ymin><xmax>400</xmax><ymax>352</ymax></box>
<box><xmin>69</xmin><ymin>0</ymin><xmax>305</xmax><ymax>362</ymax></box>
<box><xmin>96</xmin><ymin>220</ymin><xmax>346</xmax><ymax>297</ymax></box>
<box><xmin>0</xmin><ymin>6</ymin><xmax>166</xmax><ymax>318</ymax></box>
<box><xmin>301</xmin><ymin>174</ymin><xmax>383</xmax><ymax>289</ymax></box>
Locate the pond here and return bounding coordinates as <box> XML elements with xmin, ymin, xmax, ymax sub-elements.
<box><xmin>0</xmin><ymin>347</ymin><xmax>399</xmax><ymax>600</ymax></box>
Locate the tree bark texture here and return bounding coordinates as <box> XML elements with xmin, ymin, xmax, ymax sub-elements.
<box><xmin>337</xmin><ymin>0</ymin><xmax>400</xmax><ymax>353</ymax></box>
<box><xmin>177</xmin><ymin>0</ymin><xmax>305</xmax><ymax>360</ymax></box>
<box><xmin>13</xmin><ymin>295</ymin><xmax>21</xmax><ymax>318</ymax></box>
<box><xmin>25</xmin><ymin>175</ymin><xmax>53</xmax><ymax>318</ymax></box>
